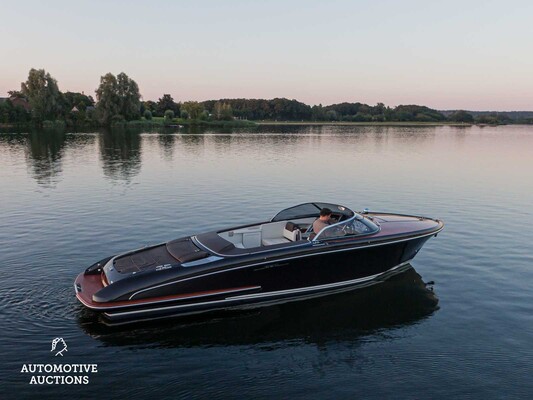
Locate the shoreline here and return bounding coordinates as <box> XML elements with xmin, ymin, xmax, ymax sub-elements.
<box><xmin>0</xmin><ymin>119</ymin><xmax>257</xmax><ymax>130</ymax></box>
<box><xmin>2</xmin><ymin>120</ymin><xmax>528</xmax><ymax>130</ymax></box>
<box><xmin>256</xmin><ymin>121</ymin><xmax>475</xmax><ymax>127</ymax></box>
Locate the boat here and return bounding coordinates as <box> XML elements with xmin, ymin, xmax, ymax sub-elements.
<box><xmin>74</xmin><ymin>202</ymin><xmax>443</xmax><ymax>323</ymax></box>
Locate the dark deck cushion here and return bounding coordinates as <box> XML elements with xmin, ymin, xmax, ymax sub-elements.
<box><xmin>195</xmin><ymin>232</ymin><xmax>236</xmax><ymax>254</ymax></box>
<box><xmin>166</xmin><ymin>238</ymin><xmax>209</xmax><ymax>263</ymax></box>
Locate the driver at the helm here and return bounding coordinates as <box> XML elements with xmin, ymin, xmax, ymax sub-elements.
<box><xmin>312</xmin><ymin>208</ymin><xmax>333</xmax><ymax>235</ymax></box>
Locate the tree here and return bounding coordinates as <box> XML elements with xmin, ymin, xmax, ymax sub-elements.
<box><xmin>449</xmin><ymin>110</ymin><xmax>474</xmax><ymax>123</ymax></box>
<box><xmin>213</xmin><ymin>101</ymin><xmax>233</xmax><ymax>120</ymax></box>
<box><xmin>95</xmin><ymin>73</ymin><xmax>120</xmax><ymax>125</ymax></box>
<box><xmin>142</xmin><ymin>100</ymin><xmax>157</xmax><ymax>115</ymax></box>
<box><xmin>164</xmin><ymin>110</ymin><xmax>174</xmax><ymax>121</ymax></box>
<box><xmin>475</xmin><ymin>113</ymin><xmax>505</xmax><ymax>124</ymax></box>
<box><xmin>20</xmin><ymin>68</ymin><xmax>62</xmax><ymax>125</ymax></box>
<box><xmin>7</xmin><ymin>90</ymin><xmax>24</xmax><ymax>98</ymax></box>
<box><xmin>156</xmin><ymin>94</ymin><xmax>179</xmax><ymax>117</ymax></box>
<box><xmin>353</xmin><ymin>112</ymin><xmax>372</xmax><ymax>122</ymax></box>
<box><xmin>326</xmin><ymin>110</ymin><xmax>338</xmax><ymax>121</ymax></box>
<box><xmin>95</xmin><ymin>72</ymin><xmax>141</xmax><ymax>125</ymax></box>
<box><xmin>392</xmin><ymin>105</ymin><xmax>446</xmax><ymax>122</ymax></box>
<box><xmin>374</xmin><ymin>102</ymin><xmax>386</xmax><ymax>115</ymax></box>
<box><xmin>181</xmin><ymin>101</ymin><xmax>204</xmax><ymax>120</ymax></box>
<box><xmin>116</xmin><ymin>72</ymin><xmax>141</xmax><ymax>121</ymax></box>
<box><xmin>63</xmin><ymin>91</ymin><xmax>94</xmax><ymax>111</ymax></box>
<box><xmin>311</xmin><ymin>104</ymin><xmax>326</xmax><ymax>121</ymax></box>
<box><xmin>0</xmin><ymin>98</ymin><xmax>31</xmax><ymax>124</ymax></box>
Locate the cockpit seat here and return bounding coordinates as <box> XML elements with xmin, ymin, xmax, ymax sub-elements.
<box><xmin>261</xmin><ymin>237</ymin><xmax>289</xmax><ymax>246</ymax></box>
<box><xmin>283</xmin><ymin>222</ymin><xmax>301</xmax><ymax>241</ymax></box>
<box><xmin>261</xmin><ymin>222</ymin><xmax>301</xmax><ymax>246</ymax></box>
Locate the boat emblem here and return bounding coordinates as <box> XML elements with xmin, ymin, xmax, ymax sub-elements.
<box><xmin>155</xmin><ymin>264</ymin><xmax>172</xmax><ymax>271</ymax></box>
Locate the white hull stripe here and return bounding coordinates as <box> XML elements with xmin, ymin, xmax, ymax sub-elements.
<box><xmin>104</xmin><ymin>260</ymin><xmax>412</xmax><ymax>318</ymax></box>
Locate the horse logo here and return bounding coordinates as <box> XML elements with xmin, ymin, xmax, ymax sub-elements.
<box><xmin>51</xmin><ymin>338</ymin><xmax>68</xmax><ymax>356</ymax></box>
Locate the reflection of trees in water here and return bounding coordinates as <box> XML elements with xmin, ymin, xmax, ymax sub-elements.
<box><xmin>172</xmin><ymin>132</ymin><xmax>206</xmax><ymax>158</ymax></box>
<box><xmin>99</xmin><ymin>129</ymin><xmax>142</xmax><ymax>183</ymax></box>
<box><xmin>79</xmin><ymin>265</ymin><xmax>438</xmax><ymax>349</ymax></box>
<box><xmin>156</xmin><ymin>132</ymin><xmax>176</xmax><ymax>161</ymax></box>
<box><xmin>25</xmin><ymin>130</ymin><xmax>67</xmax><ymax>187</ymax></box>
<box><xmin>0</xmin><ymin>133</ymin><xmax>26</xmax><ymax>158</ymax></box>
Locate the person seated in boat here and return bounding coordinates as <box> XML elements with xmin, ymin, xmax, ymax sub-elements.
<box><xmin>312</xmin><ymin>208</ymin><xmax>333</xmax><ymax>235</ymax></box>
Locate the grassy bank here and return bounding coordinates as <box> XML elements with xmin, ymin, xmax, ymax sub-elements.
<box><xmin>4</xmin><ymin>119</ymin><xmax>522</xmax><ymax>131</ymax></box>
<box><xmin>118</xmin><ymin>117</ymin><xmax>257</xmax><ymax>128</ymax></box>
<box><xmin>0</xmin><ymin>118</ymin><xmax>257</xmax><ymax>130</ymax></box>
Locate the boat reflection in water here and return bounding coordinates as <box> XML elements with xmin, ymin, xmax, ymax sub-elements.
<box><xmin>78</xmin><ymin>264</ymin><xmax>438</xmax><ymax>347</ymax></box>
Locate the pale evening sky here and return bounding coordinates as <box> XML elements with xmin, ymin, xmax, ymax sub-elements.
<box><xmin>1</xmin><ymin>0</ymin><xmax>532</xmax><ymax>110</ymax></box>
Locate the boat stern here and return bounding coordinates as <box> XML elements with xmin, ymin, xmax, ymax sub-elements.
<box><xmin>74</xmin><ymin>271</ymin><xmax>107</xmax><ymax>310</ymax></box>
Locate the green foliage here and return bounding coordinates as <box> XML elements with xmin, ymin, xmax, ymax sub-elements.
<box><xmin>117</xmin><ymin>72</ymin><xmax>141</xmax><ymax>121</ymax></box>
<box><xmin>42</xmin><ymin>120</ymin><xmax>66</xmax><ymax>129</ymax></box>
<box><xmin>326</xmin><ymin>110</ymin><xmax>338</xmax><ymax>121</ymax></box>
<box><xmin>311</xmin><ymin>104</ymin><xmax>326</xmax><ymax>120</ymax></box>
<box><xmin>21</xmin><ymin>68</ymin><xmax>62</xmax><ymax>125</ymax></box>
<box><xmin>110</xmin><ymin>114</ymin><xmax>126</xmax><ymax>126</ymax></box>
<box><xmin>449</xmin><ymin>110</ymin><xmax>474</xmax><ymax>123</ymax></box>
<box><xmin>0</xmin><ymin>99</ymin><xmax>31</xmax><ymax>124</ymax></box>
<box><xmin>180</xmin><ymin>109</ymin><xmax>189</xmax><ymax>119</ymax></box>
<box><xmin>308</xmin><ymin>102</ymin><xmax>446</xmax><ymax>123</ymax></box>
<box><xmin>475</xmin><ymin>113</ymin><xmax>510</xmax><ymax>124</ymax></box>
<box><xmin>95</xmin><ymin>72</ymin><xmax>141</xmax><ymax>125</ymax></box>
<box><xmin>213</xmin><ymin>101</ymin><xmax>233</xmax><ymax>120</ymax></box>
<box><xmin>181</xmin><ymin>101</ymin><xmax>204</xmax><ymax>120</ymax></box>
<box><xmin>353</xmin><ymin>112</ymin><xmax>372</xmax><ymax>122</ymax></box>
<box><xmin>142</xmin><ymin>100</ymin><xmax>157</xmax><ymax>115</ymax></box>
<box><xmin>95</xmin><ymin>73</ymin><xmax>120</xmax><ymax>125</ymax></box>
<box><xmin>414</xmin><ymin>113</ymin><xmax>434</xmax><ymax>122</ymax></box>
<box><xmin>164</xmin><ymin>109</ymin><xmax>174</xmax><ymax>120</ymax></box>
<box><xmin>391</xmin><ymin>105</ymin><xmax>446</xmax><ymax>122</ymax></box>
<box><xmin>7</xmin><ymin>90</ymin><xmax>24</xmax><ymax>98</ymax></box>
<box><xmin>157</xmin><ymin>94</ymin><xmax>179</xmax><ymax>117</ymax></box>
<box><xmin>63</xmin><ymin>91</ymin><xmax>94</xmax><ymax>111</ymax></box>
<box><xmin>199</xmin><ymin>110</ymin><xmax>209</xmax><ymax>120</ymax></box>
<box><xmin>144</xmin><ymin>110</ymin><xmax>153</xmax><ymax>120</ymax></box>
<box><xmin>201</xmin><ymin>98</ymin><xmax>311</xmax><ymax>121</ymax></box>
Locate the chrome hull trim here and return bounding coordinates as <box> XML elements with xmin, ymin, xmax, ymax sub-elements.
<box><xmin>76</xmin><ymin>285</ymin><xmax>261</xmax><ymax>311</ymax></box>
<box><xmin>103</xmin><ymin>259</ymin><xmax>413</xmax><ymax>320</ymax></box>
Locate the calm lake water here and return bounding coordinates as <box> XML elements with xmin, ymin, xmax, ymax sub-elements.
<box><xmin>0</xmin><ymin>124</ymin><xmax>532</xmax><ymax>399</ymax></box>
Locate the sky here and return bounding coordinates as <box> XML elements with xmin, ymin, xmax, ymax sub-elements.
<box><xmin>1</xmin><ymin>0</ymin><xmax>532</xmax><ymax>110</ymax></box>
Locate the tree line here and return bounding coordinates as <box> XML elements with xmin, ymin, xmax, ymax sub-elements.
<box><xmin>1</xmin><ymin>68</ymin><xmax>530</xmax><ymax>127</ymax></box>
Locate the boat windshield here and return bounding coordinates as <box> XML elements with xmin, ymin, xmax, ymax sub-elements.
<box><xmin>271</xmin><ymin>202</ymin><xmax>354</xmax><ymax>222</ymax></box>
<box><xmin>313</xmin><ymin>214</ymin><xmax>379</xmax><ymax>241</ymax></box>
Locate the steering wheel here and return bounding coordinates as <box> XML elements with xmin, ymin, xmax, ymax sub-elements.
<box><xmin>340</xmin><ymin>223</ymin><xmax>351</xmax><ymax>235</ymax></box>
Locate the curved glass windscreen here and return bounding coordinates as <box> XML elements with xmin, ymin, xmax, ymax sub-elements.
<box><xmin>272</xmin><ymin>203</ymin><xmax>321</xmax><ymax>222</ymax></box>
<box><xmin>271</xmin><ymin>202</ymin><xmax>354</xmax><ymax>222</ymax></box>
<box><xmin>313</xmin><ymin>215</ymin><xmax>379</xmax><ymax>241</ymax></box>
